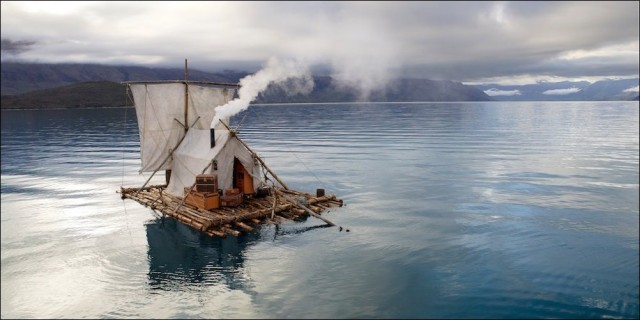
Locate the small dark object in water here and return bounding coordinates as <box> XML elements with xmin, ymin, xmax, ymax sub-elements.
<box><xmin>339</xmin><ymin>226</ymin><xmax>343</xmax><ymax>231</ymax></box>
<box><xmin>346</xmin><ymin>229</ymin><xmax>350</xmax><ymax>232</ymax></box>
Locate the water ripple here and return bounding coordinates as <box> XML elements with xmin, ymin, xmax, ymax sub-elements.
<box><xmin>1</xmin><ymin>103</ymin><xmax>638</xmax><ymax>319</ymax></box>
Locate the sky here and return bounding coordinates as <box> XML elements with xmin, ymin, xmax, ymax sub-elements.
<box><xmin>1</xmin><ymin>1</ymin><xmax>639</xmax><ymax>86</ymax></box>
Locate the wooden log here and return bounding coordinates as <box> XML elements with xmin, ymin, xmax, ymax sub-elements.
<box><xmin>234</xmin><ymin>222</ymin><xmax>254</xmax><ymax>232</ymax></box>
<box><xmin>207</xmin><ymin>229</ymin><xmax>227</xmax><ymax>238</ymax></box>
<box><xmin>201</xmin><ymin>220</ymin><xmax>213</xmax><ymax>231</ymax></box>
<box><xmin>171</xmin><ymin>207</ymin><xmax>206</xmax><ymax>224</ymax></box>
<box><xmin>191</xmin><ymin>220</ymin><xmax>204</xmax><ymax>230</ymax></box>
<box><xmin>276</xmin><ymin>190</ymin><xmax>336</xmax><ymax>227</ymax></box>
<box><xmin>120</xmin><ymin>184</ymin><xmax>167</xmax><ymax>194</ymax></box>
<box><xmin>326</xmin><ymin>200</ymin><xmax>343</xmax><ymax>207</ymax></box>
<box><xmin>269</xmin><ymin>216</ymin><xmax>284</xmax><ymax>224</ymax></box>
<box><xmin>222</xmin><ymin>227</ymin><xmax>241</xmax><ymax>237</ymax></box>
<box><xmin>197</xmin><ymin>202</ymin><xmax>294</xmax><ymax>228</ymax></box>
<box><xmin>177</xmin><ymin>215</ymin><xmax>191</xmax><ymax>224</ymax></box>
<box><xmin>278</xmin><ymin>211</ymin><xmax>296</xmax><ymax>220</ymax></box>
<box><xmin>181</xmin><ymin>207</ymin><xmax>210</xmax><ymax>222</ymax></box>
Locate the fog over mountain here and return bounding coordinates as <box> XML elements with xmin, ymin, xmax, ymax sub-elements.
<box><xmin>475</xmin><ymin>79</ymin><xmax>639</xmax><ymax>101</ymax></box>
<box><xmin>0</xmin><ymin>62</ymin><xmax>493</xmax><ymax>109</ymax></box>
<box><xmin>2</xmin><ymin>62</ymin><xmax>637</xmax><ymax>110</ymax></box>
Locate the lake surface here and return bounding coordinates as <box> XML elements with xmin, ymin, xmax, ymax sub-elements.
<box><xmin>1</xmin><ymin>102</ymin><xmax>638</xmax><ymax>319</ymax></box>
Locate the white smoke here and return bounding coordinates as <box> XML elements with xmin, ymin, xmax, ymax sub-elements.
<box><xmin>212</xmin><ymin>57</ymin><xmax>313</xmax><ymax>127</ymax></box>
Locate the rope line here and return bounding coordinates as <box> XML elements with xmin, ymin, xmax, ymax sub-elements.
<box><xmin>121</xmin><ymin>88</ymin><xmax>129</xmax><ymax>188</ymax></box>
<box><xmin>292</xmin><ymin>147</ymin><xmax>325</xmax><ymax>187</ymax></box>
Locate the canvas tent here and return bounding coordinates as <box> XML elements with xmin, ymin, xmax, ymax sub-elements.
<box><xmin>164</xmin><ymin>125</ymin><xmax>262</xmax><ymax>197</ymax></box>
<box><xmin>127</xmin><ymin>81</ymin><xmax>263</xmax><ymax>198</ymax></box>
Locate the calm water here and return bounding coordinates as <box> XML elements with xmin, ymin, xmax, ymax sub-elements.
<box><xmin>1</xmin><ymin>102</ymin><xmax>638</xmax><ymax>319</ymax></box>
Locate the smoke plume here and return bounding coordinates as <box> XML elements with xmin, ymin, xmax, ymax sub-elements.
<box><xmin>212</xmin><ymin>57</ymin><xmax>313</xmax><ymax>127</ymax></box>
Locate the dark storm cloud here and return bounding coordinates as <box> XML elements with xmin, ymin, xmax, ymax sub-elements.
<box><xmin>1</xmin><ymin>38</ymin><xmax>36</xmax><ymax>55</ymax></box>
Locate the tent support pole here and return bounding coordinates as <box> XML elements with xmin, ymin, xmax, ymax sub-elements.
<box><xmin>276</xmin><ymin>189</ymin><xmax>336</xmax><ymax>227</ymax></box>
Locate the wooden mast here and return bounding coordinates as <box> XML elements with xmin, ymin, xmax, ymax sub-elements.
<box><xmin>184</xmin><ymin>58</ymin><xmax>189</xmax><ymax>133</ymax></box>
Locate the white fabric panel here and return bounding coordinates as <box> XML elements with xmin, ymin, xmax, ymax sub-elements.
<box><xmin>215</xmin><ymin>138</ymin><xmax>262</xmax><ymax>192</ymax></box>
<box><xmin>187</xmin><ymin>85</ymin><xmax>236</xmax><ymax>129</ymax></box>
<box><xmin>211</xmin><ymin>138</ymin><xmax>260</xmax><ymax>192</ymax></box>
<box><xmin>129</xmin><ymin>83</ymin><xmax>237</xmax><ymax>173</ymax></box>
<box><xmin>130</xmin><ymin>83</ymin><xmax>185</xmax><ymax>172</ymax></box>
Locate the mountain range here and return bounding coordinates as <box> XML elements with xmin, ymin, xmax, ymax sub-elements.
<box><xmin>1</xmin><ymin>62</ymin><xmax>637</xmax><ymax>109</ymax></box>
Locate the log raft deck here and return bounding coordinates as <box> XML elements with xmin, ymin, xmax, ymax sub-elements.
<box><xmin>118</xmin><ymin>185</ymin><xmax>343</xmax><ymax>238</ymax></box>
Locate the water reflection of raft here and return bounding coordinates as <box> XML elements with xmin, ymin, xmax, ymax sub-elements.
<box><xmin>119</xmin><ymin>185</ymin><xmax>343</xmax><ymax>238</ymax></box>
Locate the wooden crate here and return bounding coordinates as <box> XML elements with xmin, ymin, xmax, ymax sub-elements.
<box><xmin>196</xmin><ymin>174</ymin><xmax>218</xmax><ymax>193</ymax></box>
<box><xmin>225</xmin><ymin>188</ymin><xmax>241</xmax><ymax>196</ymax></box>
<box><xmin>221</xmin><ymin>193</ymin><xmax>242</xmax><ymax>207</ymax></box>
<box><xmin>184</xmin><ymin>188</ymin><xmax>220</xmax><ymax>210</ymax></box>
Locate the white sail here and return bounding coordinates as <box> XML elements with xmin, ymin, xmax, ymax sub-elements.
<box><xmin>129</xmin><ymin>82</ymin><xmax>236</xmax><ymax>172</ymax></box>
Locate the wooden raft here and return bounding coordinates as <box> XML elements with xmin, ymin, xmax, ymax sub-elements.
<box><xmin>119</xmin><ymin>185</ymin><xmax>343</xmax><ymax>238</ymax></box>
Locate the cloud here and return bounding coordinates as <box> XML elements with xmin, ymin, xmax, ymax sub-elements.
<box><xmin>623</xmin><ymin>85</ymin><xmax>639</xmax><ymax>93</ymax></box>
<box><xmin>484</xmin><ymin>88</ymin><xmax>521</xmax><ymax>97</ymax></box>
<box><xmin>542</xmin><ymin>87</ymin><xmax>581</xmax><ymax>95</ymax></box>
<box><xmin>0</xmin><ymin>1</ymin><xmax>638</xmax><ymax>85</ymax></box>
<box><xmin>1</xmin><ymin>38</ymin><xmax>36</xmax><ymax>55</ymax></box>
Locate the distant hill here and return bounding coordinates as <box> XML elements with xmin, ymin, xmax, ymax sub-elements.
<box><xmin>1</xmin><ymin>77</ymin><xmax>491</xmax><ymax>110</ymax></box>
<box><xmin>0</xmin><ymin>62</ymin><xmax>492</xmax><ymax>109</ymax></box>
<box><xmin>1</xmin><ymin>81</ymin><xmax>126</xmax><ymax>109</ymax></box>
<box><xmin>1</xmin><ymin>62</ymin><xmax>247</xmax><ymax>95</ymax></box>
<box><xmin>473</xmin><ymin>78</ymin><xmax>639</xmax><ymax>101</ymax></box>
<box><xmin>571</xmin><ymin>79</ymin><xmax>639</xmax><ymax>101</ymax></box>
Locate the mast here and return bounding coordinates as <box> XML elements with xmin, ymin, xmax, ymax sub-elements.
<box><xmin>183</xmin><ymin>58</ymin><xmax>189</xmax><ymax>134</ymax></box>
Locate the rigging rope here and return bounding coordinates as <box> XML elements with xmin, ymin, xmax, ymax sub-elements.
<box><xmin>237</xmin><ymin>113</ymin><xmax>349</xmax><ymax>231</ymax></box>
<box><xmin>121</xmin><ymin>86</ymin><xmax>134</xmax><ymax>245</ymax></box>
<box><xmin>234</xmin><ymin>111</ymin><xmax>249</xmax><ymax>131</ymax></box>
<box><xmin>232</xmin><ymin>108</ymin><xmax>335</xmax><ymax>193</ymax></box>
<box><xmin>121</xmin><ymin>87</ymin><xmax>130</xmax><ymax>188</ymax></box>
<box><xmin>285</xmin><ymin>143</ymin><xmax>330</xmax><ymax>189</ymax></box>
